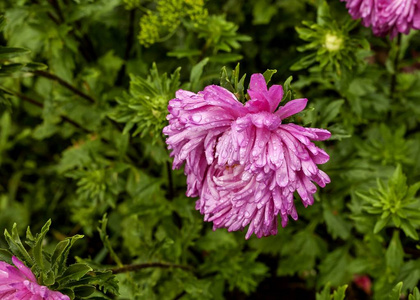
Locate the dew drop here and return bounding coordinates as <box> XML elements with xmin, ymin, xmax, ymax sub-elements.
<box><xmin>192</xmin><ymin>114</ymin><xmax>202</xmax><ymax>122</ymax></box>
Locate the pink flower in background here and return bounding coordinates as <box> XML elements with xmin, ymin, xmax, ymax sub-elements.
<box><xmin>163</xmin><ymin>74</ymin><xmax>330</xmax><ymax>239</ymax></box>
<box><xmin>0</xmin><ymin>256</ymin><xmax>70</xmax><ymax>300</ymax></box>
<box><xmin>342</xmin><ymin>0</ymin><xmax>420</xmax><ymax>38</ymax></box>
<box><xmin>353</xmin><ymin>275</ymin><xmax>372</xmax><ymax>295</ymax></box>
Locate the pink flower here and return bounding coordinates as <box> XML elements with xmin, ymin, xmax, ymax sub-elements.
<box><xmin>0</xmin><ymin>256</ymin><xmax>70</xmax><ymax>300</ymax></box>
<box><xmin>353</xmin><ymin>275</ymin><xmax>372</xmax><ymax>295</ymax></box>
<box><xmin>342</xmin><ymin>0</ymin><xmax>420</xmax><ymax>38</ymax></box>
<box><xmin>163</xmin><ymin>74</ymin><xmax>330</xmax><ymax>239</ymax></box>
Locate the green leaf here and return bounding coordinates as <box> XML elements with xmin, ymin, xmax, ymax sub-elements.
<box><xmin>316</xmin><ymin>283</ymin><xmax>331</xmax><ymax>300</ymax></box>
<box><xmin>51</xmin><ymin>234</ymin><xmax>84</xmax><ymax>276</ymax></box>
<box><xmin>98</xmin><ymin>214</ymin><xmax>123</xmax><ymax>267</ymax></box>
<box><xmin>167</xmin><ymin>49</ymin><xmax>201</xmax><ymax>58</ymax></box>
<box><xmin>323</xmin><ymin>208</ymin><xmax>351</xmax><ymax>240</ymax></box>
<box><xmin>4</xmin><ymin>223</ymin><xmax>33</xmax><ymax>265</ymax></box>
<box><xmin>328</xmin><ymin>125</ymin><xmax>351</xmax><ymax>140</ymax></box>
<box><xmin>42</xmin><ymin>270</ymin><xmax>56</xmax><ymax>286</ymax></box>
<box><xmin>320</xmin><ymin>99</ymin><xmax>344</xmax><ymax>127</ymax></box>
<box><xmin>262</xmin><ymin>69</ymin><xmax>277</xmax><ymax>84</ymax></box>
<box><xmin>318</xmin><ymin>247</ymin><xmax>352</xmax><ymax>287</ymax></box>
<box><xmin>190</xmin><ymin>57</ymin><xmax>209</xmax><ymax>91</ymax></box>
<box><xmin>281</xmin><ymin>76</ymin><xmax>294</xmax><ymax>103</ymax></box>
<box><xmin>400</xmin><ymin>220</ymin><xmax>419</xmax><ymax>240</ymax></box>
<box><xmin>73</xmin><ymin>285</ymin><xmax>95</xmax><ymax>297</ymax></box>
<box><xmin>21</xmin><ymin>62</ymin><xmax>48</xmax><ymax>71</ymax></box>
<box><xmin>66</xmin><ymin>269</ymin><xmax>119</xmax><ymax>295</ymax></box>
<box><xmin>373</xmin><ymin>216</ymin><xmax>390</xmax><ymax>234</ymax></box>
<box><xmin>409</xmin><ymin>287</ymin><xmax>420</xmax><ymax>300</ymax></box>
<box><xmin>388</xmin><ymin>282</ymin><xmax>403</xmax><ymax>300</ymax></box>
<box><xmin>317</xmin><ymin>1</ymin><xmax>331</xmax><ymax>26</ymax></box>
<box><xmin>0</xmin><ymin>248</ymin><xmax>13</xmax><ymax>264</ymax></box>
<box><xmin>196</xmin><ymin>229</ymin><xmax>238</xmax><ymax>251</ymax></box>
<box><xmin>208</xmin><ymin>53</ymin><xmax>243</xmax><ymax>63</ymax></box>
<box><xmin>333</xmin><ymin>285</ymin><xmax>348</xmax><ymax>300</ymax></box>
<box><xmin>0</xmin><ymin>63</ymin><xmax>25</xmax><ymax>75</ymax></box>
<box><xmin>32</xmin><ymin>219</ymin><xmax>51</xmax><ymax>272</ymax></box>
<box><xmin>252</xmin><ymin>0</ymin><xmax>278</xmax><ymax>25</ymax></box>
<box><xmin>57</xmin><ymin>263</ymin><xmax>93</xmax><ymax>284</ymax></box>
<box><xmin>397</xmin><ymin>260</ymin><xmax>420</xmax><ymax>291</ymax></box>
<box><xmin>290</xmin><ymin>53</ymin><xmax>317</xmax><ymax>71</ymax></box>
<box><xmin>386</xmin><ymin>230</ymin><xmax>404</xmax><ymax>273</ymax></box>
<box><xmin>219</xmin><ymin>64</ymin><xmax>246</xmax><ymax>102</ymax></box>
<box><xmin>0</xmin><ymin>46</ymin><xmax>30</xmax><ymax>59</ymax></box>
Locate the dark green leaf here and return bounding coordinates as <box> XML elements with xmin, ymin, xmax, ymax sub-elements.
<box><xmin>0</xmin><ymin>47</ymin><xmax>30</xmax><ymax>59</ymax></box>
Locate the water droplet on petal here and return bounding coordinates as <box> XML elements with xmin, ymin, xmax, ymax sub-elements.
<box><xmin>192</xmin><ymin>114</ymin><xmax>202</xmax><ymax>122</ymax></box>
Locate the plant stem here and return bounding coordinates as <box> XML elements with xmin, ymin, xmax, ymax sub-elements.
<box><xmin>111</xmin><ymin>262</ymin><xmax>192</xmax><ymax>274</ymax></box>
<box><xmin>1</xmin><ymin>86</ymin><xmax>91</xmax><ymax>134</ymax></box>
<box><xmin>32</xmin><ymin>70</ymin><xmax>124</xmax><ymax>131</ymax></box>
<box><xmin>390</xmin><ymin>34</ymin><xmax>402</xmax><ymax>101</ymax></box>
<box><xmin>43</xmin><ymin>0</ymin><xmax>97</xmax><ymax>61</ymax></box>
<box><xmin>33</xmin><ymin>70</ymin><xmax>95</xmax><ymax>104</ymax></box>
<box><xmin>1</xmin><ymin>86</ymin><xmax>141</xmax><ymax>162</ymax></box>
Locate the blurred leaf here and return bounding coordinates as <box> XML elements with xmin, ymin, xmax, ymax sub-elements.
<box><xmin>385</xmin><ymin>230</ymin><xmax>404</xmax><ymax>273</ymax></box>
<box><xmin>388</xmin><ymin>282</ymin><xmax>403</xmax><ymax>300</ymax></box>
<box><xmin>0</xmin><ymin>46</ymin><xmax>30</xmax><ymax>59</ymax></box>
<box><xmin>190</xmin><ymin>57</ymin><xmax>209</xmax><ymax>91</ymax></box>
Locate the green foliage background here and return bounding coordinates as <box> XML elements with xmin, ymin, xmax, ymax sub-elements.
<box><xmin>1</xmin><ymin>0</ymin><xmax>420</xmax><ymax>299</ymax></box>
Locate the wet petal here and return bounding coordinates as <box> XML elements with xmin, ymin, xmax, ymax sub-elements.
<box><xmin>276</xmin><ymin>98</ymin><xmax>308</xmax><ymax>120</ymax></box>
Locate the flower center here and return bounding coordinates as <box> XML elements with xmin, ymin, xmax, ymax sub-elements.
<box><xmin>324</xmin><ymin>33</ymin><xmax>343</xmax><ymax>52</ymax></box>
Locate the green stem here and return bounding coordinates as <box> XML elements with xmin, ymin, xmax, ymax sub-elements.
<box><xmin>32</xmin><ymin>70</ymin><xmax>124</xmax><ymax>131</ymax></box>
<box><xmin>0</xmin><ymin>86</ymin><xmax>91</xmax><ymax>134</ymax></box>
<box><xmin>33</xmin><ymin>70</ymin><xmax>95</xmax><ymax>104</ymax></box>
<box><xmin>1</xmin><ymin>86</ymin><xmax>139</xmax><ymax>163</ymax></box>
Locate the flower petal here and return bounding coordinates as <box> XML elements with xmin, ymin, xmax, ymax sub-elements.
<box><xmin>276</xmin><ymin>98</ymin><xmax>308</xmax><ymax>120</ymax></box>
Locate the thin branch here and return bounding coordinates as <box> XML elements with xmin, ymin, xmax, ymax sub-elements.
<box><xmin>33</xmin><ymin>70</ymin><xmax>95</xmax><ymax>104</ymax></box>
<box><xmin>10</xmin><ymin>90</ymin><xmax>43</xmax><ymax>108</ymax></box>
<box><xmin>32</xmin><ymin>70</ymin><xmax>124</xmax><ymax>131</ymax></box>
<box><xmin>42</xmin><ymin>0</ymin><xmax>97</xmax><ymax>61</ymax></box>
<box><xmin>3</xmin><ymin>86</ymin><xmax>142</xmax><ymax>162</ymax></box>
<box><xmin>2</xmin><ymin>87</ymin><xmax>91</xmax><ymax>134</ymax></box>
<box><xmin>111</xmin><ymin>262</ymin><xmax>193</xmax><ymax>274</ymax></box>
